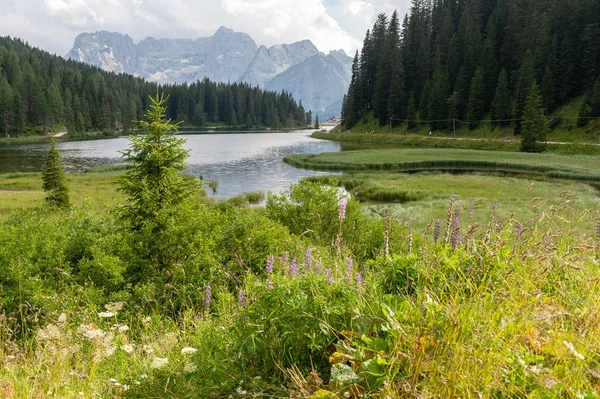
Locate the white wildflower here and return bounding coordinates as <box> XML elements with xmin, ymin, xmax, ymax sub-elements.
<box><xmin>108</xmin><ymin>378</ymin><xmax>118</xmax><ymax>383</ymax></box>
<box><xmin>180</xmin><ymin>347</ymin><xmax>198</xmax><ymax>355</ymax></box>
<box><xmin>104</xmin><ymin>302</ymin><xmax>125</xmax><ymax>312</ymax></box>
<box><xmin>134</xmin><ymin>381</ymin><xmax>141</xmax><ymax>386</ymax></box>
<box><xmin>98</xmin><ymin>312</ymin><xmax>116</xmax><ymax>318</ymax></box>
<box><xmin>78</xmin><ymin>324</ymin><xmax>106</xmax><ymax>341</ymax></box>
<box><xmin>143</xmin><ymin>345</ymin><xmax>154</xmax><ymax>354</ymax></box>
<box><xmin>151</xmin><ymin>357</ymin><xmax>169</xmax><ymax>370</ymax></box>
<box><xmin>58</xmin><ymin>313</ymin><xmax>67</xmax><ymax>324</ymax></box>
<box><xmin>121</xmin><ymin>344</ymin><xmax>134</xmax><ymax>354</ymax></box>
<box><xmin>142</xmin><ymin>316</ymin><xmax>151</xmax><ymax>324</ymax></box>
<box><xmin>114</xmin><ymin>382</ymin><xmax>121</xmax><ymax>387</ymax></box>
<box><xmin>563</xmin><ymin>340</ymin><xmax>585</xmax><ymax>360</ymax></box>
<box><xmin>36</xmin><ymin>324</ymin><xmax>61</xmax><ymax>341</ymax></box>
<box><xmin>123</xmin><ymin>385</ymin><xmax>130</xmax><ymax>391</ymax></box>
<box><xmin>118</xmin><ymin>325</ymin><xmax>129</xmax><ymax>333</ymax></box>
<box><xmin>183</xmin><ymin>361</ymin><xmax>197</xmax><ymax>374</ymax></box>
<box><xmin>140</xmin><ymin>374</ymin><xmax>148</xmax><ymax>379</ymax></box>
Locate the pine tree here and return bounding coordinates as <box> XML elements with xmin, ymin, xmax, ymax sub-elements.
<box><xmin>577</xmin><ymin>94</ymin><xmax>590</xmax><ymax>127</ymax></box>
<box><xmin>315</xmin><ymin>115</ymin><xmax>320</xmax><ymax>129</ymax></box>
<box><xmin>428</xmin><ymin>72</ymin><xmax>449</xmax><ymax>131</ymax></box>
<box><xmin>466</xmin><ymin>68</ymin><xmax>485</xmax><ymax>129</ymax></box>
<box><xmin>387</xmin><ymin>48</ymin><xmax>406</xmax><ymax>126</ymax></box>
<box><xmin>407</xmin><ymin>92</ymin><xmax>417</xmax><ymax>129</ymax></box>
<box><xmin>520</xmin><ymin>83</ymin><xmax>547</xmax><ymax>153</ymax></box>
<box><xmin>491</xmin><ymin>69</ymin><xmax>511</xmax><ymax>126</ymax></box>
<box><xmin>119</xmin><ymin>92</ymin><xmax>200</xmax><ymax>230</ymax></box>
<box><xmin>591</xmin><ymin>78</ymin><xmax>600</xmax><ymax>117</ymax></box>
<box><xmin>0</xmin><ymin>77</ymin><xmax>14</xmax><ymax>136</ymax></box>
<box><xmin>419</xmin><ymin>80</ymin><xmax>431</xmax><ymax>123</ymax></box>
<box><xmin>42</xmin><ymin>137</ymin><xmax>70</xmax><ymax>207</ymax></box>
<box><xmin>514</xmin><ymin>51</ymin><xmax>536</xmax><ymax>134</ymax></box>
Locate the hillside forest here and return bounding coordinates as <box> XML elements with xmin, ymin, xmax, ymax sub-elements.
<box><xmin>0</xmin><ymin>37</ymin><xmax>312</xmax><ymax>136</ymax></box>
<box><xmin>341</xmin><ymin>0</ymin><xmax>600</xmax><ymax>138</ymax></box>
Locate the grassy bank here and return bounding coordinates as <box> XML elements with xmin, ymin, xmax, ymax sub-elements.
<box><xmin>286</xmin><ymin>148</ymin><xmax>600</xmax><ymax>183</ymax></box>
<box><xmin>314</xmin><ymin>132</ymin><xmax>600</xmax><ymax>155</ymax></box>
<box><xmin>307</xmin><ymin>172</ymin><xmax>600</xmax><ymax>232</ymax></box>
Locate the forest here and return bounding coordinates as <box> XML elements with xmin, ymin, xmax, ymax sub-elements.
<box><xmin>0</xmin><ymin>36</ymin><xmax>310</xmax><ymax>136</ymax></box>
<box><xmin>341</xmin><ymin>0</ymin><xmax>600</xmax><ymax>137</ymax></box>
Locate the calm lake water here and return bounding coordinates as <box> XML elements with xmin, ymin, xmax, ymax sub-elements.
<box><xmin>0</xmin><ymin>131</ymin><xmax>341</xmax><ymax>199</ymax></box>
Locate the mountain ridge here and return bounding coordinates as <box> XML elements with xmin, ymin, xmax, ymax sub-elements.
<box><xmin>66</xmin><ymin>27</ymin><xmax>351</xmax><ymax>118</ymax></box>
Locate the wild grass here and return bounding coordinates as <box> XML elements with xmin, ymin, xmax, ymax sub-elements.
<box><xmin>307</xmin><ymin>172</ymin><xmax>600</xmax><ymax>233</ymax></box>
<box><xmin>314</xmin><ymin>131</ymin><xmax>600</xmax><ymax>155</ymax></box>
<box><xmin>286</xmin><ymin>148</ymin><xmax>600</xmax><ymax>183</ymax></box>
<box><xmin>1</xmin><ymin>186</ymin><xmax>599</xmax><ymax>398</ymax></box>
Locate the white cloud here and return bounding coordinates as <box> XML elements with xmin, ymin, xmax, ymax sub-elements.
<box><xmin>0</xmin><ymin>0</ymin><xmax>411</xmax><ymax>56</ymax></box>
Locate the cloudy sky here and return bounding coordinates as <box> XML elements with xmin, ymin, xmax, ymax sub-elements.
<box><xmin>0</xmin><ymin>0</ymin><xmax>409</xmax><ymax>56</ymax></box>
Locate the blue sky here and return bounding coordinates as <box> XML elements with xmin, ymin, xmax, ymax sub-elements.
<box><xmin>0</xmin><ymin>0</ymin><xmax>409</xmax><ymax>56</ymax></box>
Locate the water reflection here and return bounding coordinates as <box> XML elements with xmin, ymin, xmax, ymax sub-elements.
<box><xmin>0</xmin><ymin>131</ymin><xmax>341</xmax><ymax>199</ymax></box>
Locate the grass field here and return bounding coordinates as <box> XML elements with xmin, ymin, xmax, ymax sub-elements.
<box><xmin>308</xmin><ymin>172</ymin><xmax>600</xmax><ymax>233</ymax></box>
<box><xmin>0</xmin><ymin>169</ymin><xmax>127</xmax><ymax>219</ymax></box>
<box><xmin>286</xmin><ymin>148</ymin><xmax>600</xmax><ymax>183</ymax></box>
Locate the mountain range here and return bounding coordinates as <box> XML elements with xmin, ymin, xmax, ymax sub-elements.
<box><xmin>66</xmin><ymin>27</ymin><xmax>352</xmax><ymax>119</ymax></box>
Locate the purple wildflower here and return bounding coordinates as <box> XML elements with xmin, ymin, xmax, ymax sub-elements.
<box><xmin>265</xmin><ymin>255</ymin><xmax>274</xmax><ymax>275</ymax></box>
<box><xmin>515</xmin><ymin>221</ymin><xmax>523</xmax><ymax>239</ymax></box>
<box><xmin>289</xmin><ymin>258</ymin><xmax>298</xmax><ymax>277</ymax></box>
<box><xmin>451</xmin><ymin>216</ymin><xmax>460</xmax><ymax>251</ymax></box>
<box><xmin>338</xmin><ymin>198</ymin><xmax>348</xmax><ymax>221</ymax></box>
<box><xmin>325</xmin><ymin>268</ymin><xmax>334</xmax><ymax>285</ymax></box>
<box><xmin>596</xmin><ymin>220</ymin><xmax>600</xmax><ymax>238</ymax></box>
<box><xmin>203</xmin><ymin>284</ymin><xmax>211</xmax><ymax>314</ymax></box>
<box><xmin>355</xmin><ymin>272</ymin><xmax>364</xmax><ymax>287</ymax></box>
<box><xmin>314</xmin><ymin>261</ymin><xmax>323</xmax><ymax>275</ymax></box>
<box><xmin>304</xmin><ymin>247</ymin><xmax>313</xmax><ymax>271</ymax></box>
<box><xmin>468</xmin><ymin>204</ymin><xmax>475</xmax><ymax>220</ymax></box>
<box><xmin>345</xmin><ymin>257</ymin><xmax>353</xmax><ymax>285</ymax></box>
<box><xmin>238</xmin><ymin>290</ymin><xmax>247</xmax><ymax>308</ymax></box>
<box><xmin>450</xmin><ymin>192</ymin><xmax>456</xmax><ymax>206</ymax></box>
<box><xmin>283</xmin><ymin>252</ymin><xmax>289</xmax><ymax>265</ymax></box>
<box><xmin>267</xmin><ymin>279</ymin><xmax>274</xmax><ymax>290</ymax></box>
<box><xmin>433</xmin><ymin>219</ymin><xmax>441</xmax><ymax>244</ymax></box>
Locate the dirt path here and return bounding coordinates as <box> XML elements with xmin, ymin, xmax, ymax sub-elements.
<box><xmin>54</xmin><ymin>131</ymin><xmax>68</xmax><ymax>138</ymax></box>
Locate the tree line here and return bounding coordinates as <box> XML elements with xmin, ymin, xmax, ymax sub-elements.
<box><xmin>0</xmin><ymin>36</ymin><xmax>311</xmax><ymax>136</ymax></box>
<box><xmin>341</xmin><ymin>0</ymin><xmax>600</xmax><ymax>134</ymax></box>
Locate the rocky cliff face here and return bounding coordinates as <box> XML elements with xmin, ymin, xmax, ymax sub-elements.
<box><xmin>238</xmin><ymin>40</ymin><xmax>319</xmax><ymax>88</ymax></box>
<box><xmin>66</xmin><ymin>28</ymin><xmax>351</xmax><ymax>118</ymax></box>
<box><xmin>266</xmin><ymin>52</ymin><xmax>352</xmax><ymax>120</ymax></box>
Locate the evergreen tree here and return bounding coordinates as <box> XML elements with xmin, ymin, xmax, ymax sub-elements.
<box><xmin>387</xmin><ymin>48</ymin><xmax>406</xmax><ymax>126</ymax></box>
<box><xmin>576</xmin><ymin>94</ymin><xmax>591</xmax><ymax>127</ymax></box>
<box><xmin>407</xmin><ymin>92</ymin><xmax>417</xmax><ymax>129</ymax></box>
<box><xmin>419</xmin><ymin>80</ymin><xmax>431</xmax><ymax>122</ymax></box>
<box><xmin>0</xmin><ymin>76</ymin><xmax>14</xmax><ymax>136</ymax></box>
<box><xmin>42</xmin><ymin>137</ymin><xmax>70</xmax><ymax>207</ymax></box>
<box><xmin>428</xmin><ymin>72</ymin><xmax>449</xmax><ymax>131</ymax></box>
<box><xmin>306</xmin><ymin>110</ymin><xmax>312</xmax><ymax>126</ymax></box>
<box><xmin>514</xmin><ymin>51</ymin><xmax>536</xmax><ymax>134</ymax></box>
<box><xmin>591</xmin><ymin>78</ymin><xmax>600</xmax><ymax>117</ymax></box>
<box><xmin>520</xmin><ymin>83</ymin><xmax>547</xmax><ymax>153</ymax></box>
<box><xmin>491</xmin><ymin>69</ymin><xmax>511</xmax><ymax>126</ymax></box>
<box><xmin>466</xmin><ymin>68</ymin><xmax>485</xmax><ymax>129</ymax></box>
<box><xmin>315</xmin><ymin>115</ymin><xmax>320</xmax><ymax>129</ymax></box>
<box><xmin>119</xmin><ymin>92</ymin><xmax>200</xmax><ymax>230</ymax></box>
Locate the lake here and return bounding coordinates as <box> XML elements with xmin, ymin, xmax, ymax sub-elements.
<box><xmin>0</xmin><ymin>131</ymin><xmax>341</xmax><ymax>199</ymax></box>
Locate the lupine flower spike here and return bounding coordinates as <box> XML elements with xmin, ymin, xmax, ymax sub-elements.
<box><xmin>289</xmin><ymin>258</ymin><xmax>298</xmax><ymax>277</ymax></box>
<box><xmin>325</xmin><ymin>268</ymin><xmax>334</xmax><ymax>285</ymax></box>
<box><xmin>265</xmin><ymin>255</ymin><xmax>274</xmax><ymax>275</ymax></box>
<box><xmin>345</xmin><ymin>257</ymin><xmax>353</xmax><ymax>285</ymax></box>
<box><xmin>433</xmin><ymin>219</ymin><xmax>441</xmax><ymax>244</ymax></box>
<box><xmin>338</xmin><ymin>197</ymin><xmax>347</xmax><ymax>221</ymax></box>
<box><xmin>238</xmin><ymin>290</ymin><xmax>247</xmax><ymax>308</ymax></box>
<box><xmin>304</xmin><ymin>247</ymin><xmax>313</xmax><ymax>271</ymax></box>
<box><xmin>203</xmin><ymin>284</ymin><xmax>211</xmax><ymax>314</ymax></box>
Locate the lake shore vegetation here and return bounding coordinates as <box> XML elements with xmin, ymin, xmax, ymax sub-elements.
<box><xmin>1</xmin><ymin>93</ymin><xmax>600</xmax><ymax>398</ymax></box>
